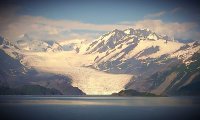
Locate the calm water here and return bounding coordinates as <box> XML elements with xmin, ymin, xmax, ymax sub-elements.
<box><xmin>0</xmin><ymin>96</ymin><xmax>200</xmax><ymax>120</ymax></box>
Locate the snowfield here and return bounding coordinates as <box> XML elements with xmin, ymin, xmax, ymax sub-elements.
<box><xmin>22</xmin><ymin>51</ymin><xmax>133</xmax><ymax>95</ymax></box>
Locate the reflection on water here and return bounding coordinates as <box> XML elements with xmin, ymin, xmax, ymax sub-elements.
<box><xmin>0</xmin><ymin>96</ymin><xmax>199</xmax><ymax>106</ymax></box>
<box><xmin>0</xmin><ymin>96</ymin><xmax>200</xmax><ymax>120</ymax></box>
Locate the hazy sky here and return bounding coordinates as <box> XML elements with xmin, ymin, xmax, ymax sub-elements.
<box><xmin>0</xmin><ymin>0</ymin><xmax>200</xmax><ymax>41</ymax></box>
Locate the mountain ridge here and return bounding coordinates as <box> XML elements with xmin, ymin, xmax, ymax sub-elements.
<box><xmin>0</xmin><ymin>28</ymin><xmax>199</xmax><ymax>95</ymax></box>
<box><xmin>84</xmin><ymin>28</ymin><xmax>200</xmax><ymax>95</ymax></box>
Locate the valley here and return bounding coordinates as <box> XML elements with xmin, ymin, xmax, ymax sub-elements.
<box><xmin>22</xmin><ymin>51</ymin><xmax>132</xmax><ymax>95</ymax></box>
<box><xmin>0</xmin><ymin>28</ymin><xmax>200</xmax><ymax>95</ymax></box>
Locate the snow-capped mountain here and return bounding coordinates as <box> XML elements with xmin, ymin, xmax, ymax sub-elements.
<box><xmin>86</xmin><ymin>28</ymin><xmax>199</xmax><ymax>73</ymax></box>
<box><xmin>57</xmin><ymin>39</ymin><xmax>89</xmax><ymax>53</ymax></box>
<box><xmin>86</xmin><ymin>28</ymin><xmax>171</xmax><ymax>54</ymax></box>
<box><xmin>0</xmin><ymin>36</ymin><xmax>85</xmax><ymax>95</ymax></box>
<box><xmin>0</xmin><ymin>36</ymin><xmax>20</xmax><ymax>50</ymax></box>
<box><xmin>14</xmin><ymin>34</ymin><xmax>63</xmax><ymax>52</ymax></box>
<box><xmin>12</xmin><ymin>34</ymin><xmax>89</xmax><ymax>53</ymax></box>
<box><xmin>85</xmin><ymin>28</ymin><xmax>200</xmax><ymax>95</ymax></box>
<box><xmin>0</xmin><ymin>28</ymin><xmax>199</xmax><ymax>95</ymax></box>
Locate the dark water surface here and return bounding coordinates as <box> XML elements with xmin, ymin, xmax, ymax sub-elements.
<box><xmin>0</xmin><ymin>96</ymin><xmax>200</xmax><ymax>120</ymax></box>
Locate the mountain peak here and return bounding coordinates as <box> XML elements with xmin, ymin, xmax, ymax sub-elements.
<box><xmin>124</xmin><ymin>28</ymin><xmax>134</xmax><ymax>35</ymax></box>
<box><xmin>110</xmin><ymin>29</ymin><xmax>124</xmax><ymax>35</ymax></box>
<box><xmin>86</xmin><ymin>27</ymin><xmax>185</xmax><ymax>55</ymax></box>
<box><xmin>18</xmin><ymin>34</ymin><xmax>32</xmax><ymax>41</ymax></box>
<box><xmin>112</xmin><ymin>29</ymin><xmax>121</xmax><ymax>32</ymax></box>
<box><xmin>147</xmin><ymin>32</ymin><xmax>159</xmax><ymax>40</ymax></box>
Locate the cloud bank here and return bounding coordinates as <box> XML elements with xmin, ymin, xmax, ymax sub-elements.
<box><xmin>133</xmin><ymin>19</ymin><xmax>199</xmax><ymax>40</ymax></box>
<box><xmin>0</xmin><ymin>8</ymin><xmax>199</xmax><ymax>41</ymax></box>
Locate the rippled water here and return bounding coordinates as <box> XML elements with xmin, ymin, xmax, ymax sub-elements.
<box><xmin>0</xmin><ymin>96</ymin><xmax>200</xmax><ymax>120</ymax></box>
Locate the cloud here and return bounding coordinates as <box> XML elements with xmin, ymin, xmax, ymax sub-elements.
<box><xmin>0</xmin><ymin>14</ymin><xmax>131</xmax><ymax>41</ymax></box>
<box><xmin>48</xmin><ymin>28</ymin><xmax>59</xmax><ymax>35</ymax></box>
<box><xmin>0</xmin><ymin>8</ymin><xmax>199</xmax><ymax>41</ymax></box>
<box><xmin>144</xmin><ymin>11</ymin><xmax>166</xmax><ymax>18</ymax></box>
<box><xmin>144</xmin><ymin>7</ymin><xmax>182</xmax><ymax>19</ymax></box>
<box><xmin>133</xmin><ymin>19</ymin><xmax>198</xmax><ymax>40</ymax></box>
<box><xmin>171</xmin><ymin>7</ymin><xmax>182</xmax><ymax>13</ymax></box>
